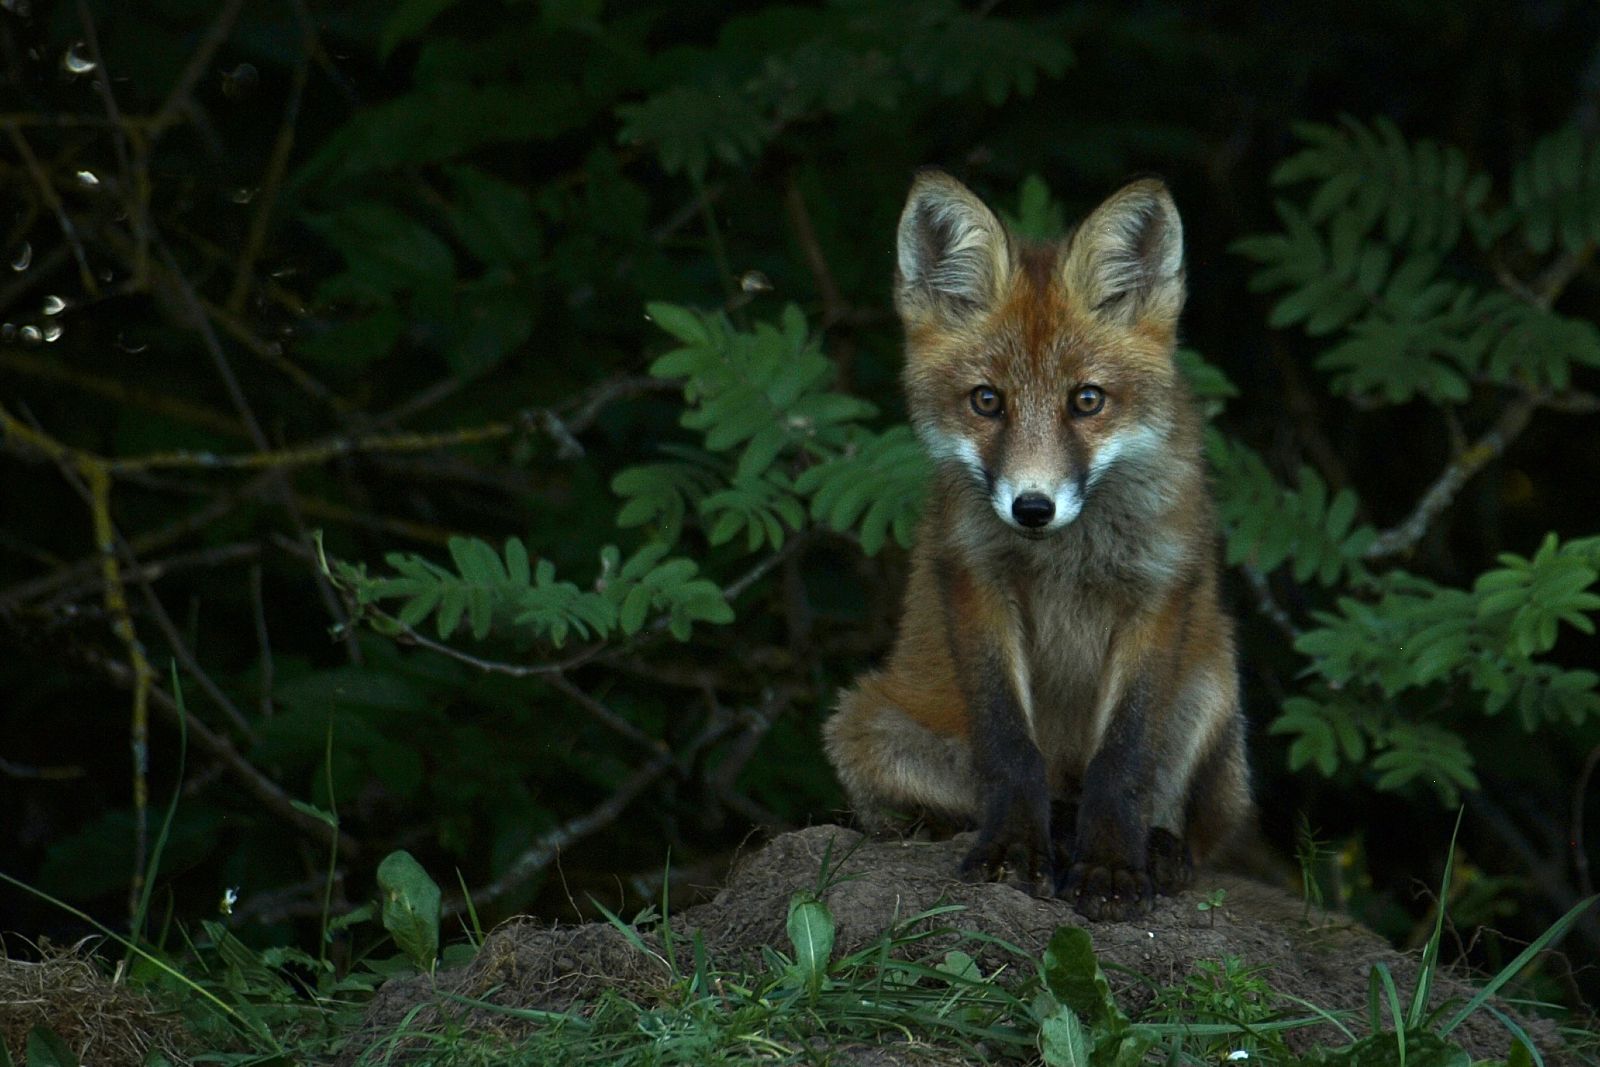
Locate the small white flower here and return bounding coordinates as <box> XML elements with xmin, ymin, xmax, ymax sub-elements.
<box><xmin>1227</xmin><ymin>1051</ymin><xmax>1250</xmax><ymax>1061</ymax></box>
<box><xmin>220</xmin><ymin>886</ymin><xmax>240</xmax><ymax>916</ymax></box>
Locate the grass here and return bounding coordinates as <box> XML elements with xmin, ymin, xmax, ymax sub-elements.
<box><xmin>2</xmin><ymin>683</ymin><xmax>1594</xmax><ymax>1065</ymax></box>
<box><xmin>3</xmin><ymin>858</ymin><xmax>1592</xmax><ymax>1066</ymax></box>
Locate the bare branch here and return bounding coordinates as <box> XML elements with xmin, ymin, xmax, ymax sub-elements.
<box><xmin>3</xmin><ymin>124</ymin><xmax>97</xmax><ymax>294</ymax></box>
<box><xmin>462</xmin><ymin>753</ymin><xmax>674</xmax><ymax>911</ymax></box>
<box><xmin>84</xmin><ymin>650</ymin><xmax>360</xmax><ymax>859</ymax></box>
<box><xmin>1240</xmin><ymin>563</ymin><xmax>1302</xmax><ymax>640</ymax></box>
<box><xmin>1363</xmin><ymin>393</ymin><xmax>1539</xmax><ymax>561</ymax></box>
<box><xmin>147</xmin><ymin>0</ymin><xmax>247</xmax><ymax>140</ymax></box>
<box><xmin>226</xmin><ymin>18</ymin><xmax>313</xmax><ymax>314</ymax></box>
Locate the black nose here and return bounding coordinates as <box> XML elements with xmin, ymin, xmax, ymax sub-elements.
<box><xmin>1012</xmin><ymin>493</ymin><xmax>1055</xmax><ymax>528</ymax></box>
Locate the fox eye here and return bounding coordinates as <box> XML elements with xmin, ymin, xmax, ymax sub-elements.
<box><xmin>970</xmin><ymin>385</ymin><xmax>1004</xmax><ymax>417</ymax></box>
<box><xmin>1070</xmin><ymin>385</ymin><xmax>1105</xmax><ymax>417</ymax></box>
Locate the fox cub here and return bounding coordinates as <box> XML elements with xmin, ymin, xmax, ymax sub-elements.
<box><xmin>825</xmin><ymin>170</ymin><xmax>1252</xmax><ymax>921</ymax></box>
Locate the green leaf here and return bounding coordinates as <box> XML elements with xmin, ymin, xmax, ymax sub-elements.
<box><xmin>646</xmin><ymin>302</ymin><xmax>711</xmax><ymax>346</ymax></box>
<box><xmin>25</xmin><ymin>1028</ymin><xmax>78</xmax><ymax>1067</ymax></box>
<box><xmin>380</xmin><ymin>0</ymin><xmax>461</xmax><ymax>57</ymax></box>
<box><xmin>786</xmin><ymin>891</ymin><xmax>835</xmax><ymax>994</ymax></box>
<box><xmin>445</xmin><ymin>165</ymin><xmax>540</xmax><ymax>268</ymax></box>
<box><xmin>307</xmin><ymin>202</ymin><xmax>455</xmax><ymax>296</ymax></box>
<box><xmin>1040</xmin><ymin>926</ymin><xmax>1120</xmax><ymax>1028</ymax></box>
<box><xmin>377</xmin><ymin>850</ymin><xmax>441</xmax><ymax>970</ymax></box>
<box><xmin>1039</xmin><ymin>1005</ymin><xmax>1091</xmax><ymax>1067</ymax></box>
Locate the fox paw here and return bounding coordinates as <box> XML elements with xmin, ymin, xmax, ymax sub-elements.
<box><xmin>1060</xmin><ymin>860</ymin><xmax>1153</xmax><ymax>922</ymax></box>
<box><xmin>959</xmin><ymin>837</ymin><xmax>1053</xmax><ymax>893</ymax></box>
<box><xmin>1146</xmin><ymin>828</ymin><xmax>1194</xmax><ymax>895</ymax></box>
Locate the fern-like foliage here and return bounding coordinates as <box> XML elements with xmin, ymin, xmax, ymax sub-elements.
<box><xmin>793</xmin><ymin>426</ymin><xmax>930</xmax><ymax>556</ymax></box>
<box><xmin>1293</xmin><ymin>534</ymin><xmax>1600</xmax><ymax>717</ymax></box>
<box><xmin>338</xmin><ymin>536</ymin><xmax>732</xmax><ymax>647</ymax></box>
<box><xmin>1268</xmin><ymin>697</ymin><xmax>1480</xmax><ymax>807</ymax></box>
<box><xmin>1234</xmin><ymin>205</ymin><xmax>1481</xmax><ymax>403</ymax></box>
<box><xmin>611</xmin><ymin>445</ymin><xmax>727</xmax><ymax>546</ymax></box>
<box><xmin>1239</xmin><ymin>117</ymin><xmax>1600</xmax><ymax>407</ymax></box>
<box><xmin>1509</xmin><ymin>123</ymin><xmax>1600</xmax><ymax>254</ymax></box>
<box><xmin>699</xmin><ymin>471</ymin><xmax>806</xmax><ymax>552</ymax></box>
<box><xmin>647</xmin><ymin>302</ymin><xmax>876</xmax><ymax>479</ymax></box>
<box><xmin>1236</xmin><ymin>121</ymin><xmax>1600</xmax><ymax>806</ymax></box>
<box><xmin>617</xmin><ymin>2</ymin><xmax>1070</xmax><ymax>177</ymax></box>
<box><xmin>1209</xmin><ymin>436</ymin><xmax>1375</xmax><ymax>586</ymax></box>
<box><xmin>616</xmin><ymin>303</ymin><xmax>927</xmax><ymax>556</ymax></box>
<box><xmin>1271</xmin><ymin>116</ymin><xmax>1496</xmax><ymax>250</ymax></box>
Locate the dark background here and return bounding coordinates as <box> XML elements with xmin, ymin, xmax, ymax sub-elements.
<box><xmin>1</xmin><ymin>0</ymin><xmax>1597</xmax><ymax>1013</ymax></box>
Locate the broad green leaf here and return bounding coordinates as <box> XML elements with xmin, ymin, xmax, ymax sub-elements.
<box><xmin>377</xmin><ymin>850</ymin><xmax>441</xmax><ymax>971</ymax></box>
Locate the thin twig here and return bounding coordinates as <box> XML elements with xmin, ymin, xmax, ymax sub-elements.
<box><xmin>76</xmin><ymin>0</ymin><xmax>149</xmax><ymax>286</ymax></box>
<box><xmin>123</xmin><ymin>544</ymin><xmax>261</xmax><ymax>744</ymax></box>
<box><xmin>4</xmin><ymin>123</ymin><xmax>97</xmax><ymax>294</ymax></box>
<box><xmin>249</xmin><ymin>564</ymin><xmax>275</xmax><ymax>720</ymax></box>
<box><xmin>0</xmin><ymin>472</ymin><xmax>282</xmax><ymax>611</ymax></box>
<box><xmin>1574</xmin><ymin>745</ymin><xmax>1600</xmax><ymax>898</ymax></box>
<box><xmin>151</xmin><ymin>238</ymin><xmax>361</xmax><ymax>662</ymax></box>
<box><xmin>1469</xmin><ymin>791</ymin><xmax>1600</xmax><ymax>958</ymax></box>
<box><xmin>86</xmin><ymin>651</ymin><xmax>360</xmax><ymax>859</ymax></box>
<box><xmin>28</xmin><ymin>542</ymin><xmax>259</xmax><ymax>614</ymax></box>
<box><xmin>0</xmin><ymin>756</ymin><xmax>84</xmax><ymax>781</ymax></box>
<box><xmin>375</xmin><ymin>610</ymin><xmax>606</xmax><ymax>678</ymax></box>
<box><xmin>226</xmin><ymin>18</ymin><xmax>312</xmax><ymax>314</ymax></box>
<box><xmin>461</xmin><ymin>753</ymin><xmax>674</xmax><ymax>911</ymax></box>
<box><xmin>1363</xmin><ymin>393</ymin><xmax>1540</xmax><ymax>561</ymax></box>
<box><xmin>3</xmin><ymin>406</ymin><xmax>156</xmax><ymax>917</ymax></box>
<box><xmin>545</xmin><ymin>673</ymin><xmax>670</xmax><ymax>757</ymax></box>
<box><xmin>1531</xmin><ymin>244</ymin><xmax>1595</xmax><ymax>308</ymax></box>
<box><xmin>147</xmin><ymin>0</ymin><xmax>247</xmax><ymax>140</ymax></box>
<box><xmin>723</xmin><ymin>531</ymin><xmax>809</xmax><ymax>602</ymax></box>
<box><xmin>784</xmin><ymin>174</ymin><xmax>846</xmax><ymax>325</ymax></box>
<box><xmin>1241</xmin><ymin>563</ymin><xmax>1301</xmax><ymax>640</ymax></box>
<box><xmin>0</xmin><ymin>348</ymin><xmax>248</xmax><ymax>438</ymax></box>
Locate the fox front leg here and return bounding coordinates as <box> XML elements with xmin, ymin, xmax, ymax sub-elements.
<box><xmin>1058</xmin><ymin>678</ymin><xmax>1155</xmax><ymax>921</ymax></box>
<box><xmin>939</xmin><ymin>569</ymin><xmax>1054</xmax><ymax>891</ymax></box>
<box><xmin>959</xmin><ymin>665</ymin><xmax>1054</xmax><ymax>889</ymax></box>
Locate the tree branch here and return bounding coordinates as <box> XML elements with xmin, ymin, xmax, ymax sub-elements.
<box><xmin>1363</xmin><ymin>393</ymin><xmax>1539</xmax><ymax>561</ymax></box>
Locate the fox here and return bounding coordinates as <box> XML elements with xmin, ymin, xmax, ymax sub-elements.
<box><xmin>824</xmin><ymin>170</ymin><xmax>1253</xmax><ymax>921</ymax></box>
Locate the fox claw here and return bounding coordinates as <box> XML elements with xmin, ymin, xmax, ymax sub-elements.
<box><xmin>1060</xmin><ymin>860</ymin><xmax>1153</xmax><ymax>922</ymax></box>
<box><xmin>959</xmin><ymin>839</ymin><xmax>1052</xmax><ymax>892</ymax></box>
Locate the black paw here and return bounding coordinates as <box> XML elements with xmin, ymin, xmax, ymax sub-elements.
<box><xmin>959</xmin><ymin>830</ymin><xmax>1053</xmax><ymax>892</ymax></box>
<box><xmin>1059</xmin><ymin>859</ymin><xmax>1154</xmax><ymax>921</ymax></box>
<box><xmin>1146</xmin><ymin>828</ymin><xmax>1194</xmax><ymax>895</ymax></box>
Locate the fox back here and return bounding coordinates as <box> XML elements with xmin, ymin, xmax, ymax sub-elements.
<box><xmin>825</xmin><ymin>170</ymin><xmax>1252</xmax><ymax>921</ymax></box>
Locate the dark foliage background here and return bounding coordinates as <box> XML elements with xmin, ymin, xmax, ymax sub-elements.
<box><xmin>2</xmin><ymin>0</ymin><xmax>1598</xmax><ymax>1011</ymax></box>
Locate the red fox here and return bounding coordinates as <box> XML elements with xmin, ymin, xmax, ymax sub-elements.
<box><xmin>824</xmin><ymin>170</ymin><xmax>1252</xmax><ymax>921</ymax></box>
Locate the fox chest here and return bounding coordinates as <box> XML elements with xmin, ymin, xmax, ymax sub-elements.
<box><xmin>1012</xmin><ymin>583</ymin><xmax>1124</xmax><ymax>776</ymax></box>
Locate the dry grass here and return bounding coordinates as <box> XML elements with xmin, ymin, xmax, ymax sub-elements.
<box><xmin>0</xmin><ymin>940</ymin><xmax>191</xmax><ymax>1067</ymax></box>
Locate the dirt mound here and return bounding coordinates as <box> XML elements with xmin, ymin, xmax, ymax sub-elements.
<box><xmin>354</xmin><ymin>826</ymin><xmax>1573</xmax><ymax>1064</ymax></box>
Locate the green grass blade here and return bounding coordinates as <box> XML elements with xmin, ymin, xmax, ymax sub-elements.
<box><xmin>454</xmin><ymin>867</ymin><xmax>484</xmax><ymax>947</ymax></box>
<box><xmin>1483</xmin><ymin>1004</ymin><xmax>1544</xmax><ymax>1067</ymax></box>
<box><xmin>1440</xmin><ymin>892</ymin><xmax>1599</xmax><ymax>1035</ymax></box>
<box><xmin>1275</xmin><ymin>991</ymin><xmax>1359</xmax><ymax>1041</ymax></box>
<box><xmin>1373</xmin><ymin>962</ymin><xmax>1407</xmax><ymax>1067</ymax></box>
<box><xmin>125</xmin><ymin>662</ymin><xmax>190</xmax><ymax>964</ymax></box>
<box><xmin>1409</xmin><ymin>808</ymin><xmax>1463</xmax><ymax>1030</ymax></box>
<box><xmin>318</xmin><ymin>719</ymin><xmax>341</xmax><ymax>971</ymax></box>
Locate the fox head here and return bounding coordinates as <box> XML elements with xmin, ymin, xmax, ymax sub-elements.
<box><xmin>894</xmin><ymin>170</ymin><xmax>1193</xmax><ymax>538</ymax></box>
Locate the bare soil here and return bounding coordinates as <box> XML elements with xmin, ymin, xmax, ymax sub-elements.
<box><xmin>351</xmin><ymin>825</ymin><xmax>1580</xmax><ymax>1065</ymax></box>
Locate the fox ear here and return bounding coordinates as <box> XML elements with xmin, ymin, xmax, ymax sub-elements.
<box><xmin>1061</xmin><ymin>179</ymin><xmax>1184</xmax><ymax>331</ymax></box>
<box><xmin>896</xmin><ymin>170</ymin><xmax>1011</xmax><ymax>321</ymax></box>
